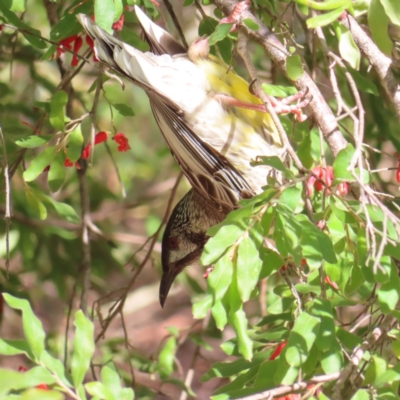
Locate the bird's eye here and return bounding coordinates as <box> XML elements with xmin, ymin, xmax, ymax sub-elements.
<box><xmin>168</xmin><ymin>237</ymin><xmax>179</xmax><ymax>249</ymax></box>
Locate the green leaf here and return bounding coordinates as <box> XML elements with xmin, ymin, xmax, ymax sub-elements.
<box><xmin>112</xmin><ymin>103</ymin><xmax>135</xmax><ymax>117</ymax></box>
<box><xmin>23</xmin><ymin>147</ymin><xmax>56</xmax><ymax>182</ymax></box>
<box><xmin>71</xmin><ymin>310</ymin><xmax>95</xmax><ymax>388</ymax></box>
<box><xmin>297</xmin><ymin>214</ymin><xmax>337</xmax><ymax>267</ymax></box>
<box><xmin>286</xmin><ymin>55</ymin><xmax>304</xmax><ymax>81</ymax></box>
<box><xmin>35</xmin><ymin>192</ymin><xmax>79</xmax><ymax>223</ymax></box>
<box><xmin>261</xmin><ymin>83</ymin><xmax>298</xmax><ymax>97</ymax></box>
<box><xmin>347</xmin><ymin>67</ymin><xmax>379</xmax><ymax>96</ymax></box>
<box><xmin>15</xmin><ymin>135</ymin><xmax>53</xmax><ymax>149</ymax></box>
<box><xmin>274</xmin><ymin>205</ymin><xmax>302</xmax><ymax>265</ymax></box>
<box><xmin>364</xmin><ymin>355</ymin><xmax>387</xmax><ymax>385</ymax></box>
<box><xmin>49</xmin><ymin>91</ymin><xmax>68</xmax><ymax>131</ymax></box>
<box><xmin>0</xmin><ymin>339</ymin><xmax>33</xmax><ymax>358</ymax></box>
<box><xmin>201</xmin><ymin>224</ymin><xmax>244</xmax><ymax>265</ymax></box>
<box><xmin>3</xmin><ymin>294</ymin><xmax>45</xmax><ymax>360</ymax></box>
<box><xmin>113</xmin><ymin>0</ymin><xmax>123</xmax><ymax>21</ymax></box>
<box><xmin>95</xmin><ymin>0</ymin><xmax>115</xmax><ymax>34</ymax></box>
<box><xmin>293</xmin><ymin>0</ymin><xmax>349</xmax><ymax>10</ymax></box>
<box><xmin>351</xmin><ymin>389</ymin><xmax>373</xmax><ymax>400</ymax></box>
<box><xmin>216</xmin><ymin>37</ymin><xmax>232</xmax><ymax>64</ymax></box>
<box><xmin>66</xmin><ymin>125</ymin><xmax>83</xmax><ymax>163</ymax></box>
<box><xmin>380</xmin><ymin>0</ymin><xmax>400</xmax><ymax>27</ymax></box>
<box><xmin>158</xmin><ymin>336</ymin><xmax>177</xmax><ymax>378</ymax></box>
<box><xmin>306</xmin><ymin>5</ymin><xmax>347</xmax><ymax>28</ymax></box>
<box><xmin>212</xmin><ymin>300</ymin><xmax>228</xmax><ymax>330</ymax></box>
<box><xmin>192</xmin><ymin>294</ymin><xmax>213</xmax><ymax>319</ymax></box>
<box><xmin>228</xmin><ymin>279</ymin><xmax>253</xmax><ymax>360</ymax></box>
<box><xmin>0</xmin><ymin>367</ymin><xmax>56</xmax><ymax>395</ymax></box>
<box><xmin>310</xmin><ymin>299</ymin><xmax>335</xmax><ymax>351</ymax></box>
<box><xmin>208</xmin><ymin>253</ymin><xmax>233</xmax><ymax>302</ymax></box>
<box><xmin>333</xmin><ymin>144</ymin><xmax>355</xmax><ymax>182</ymax></box>
<box><xmin>85</xmin><ymin>382</ymin><xmax>115</xmax><ymax>400</ymax></box>
<box><xmin>339</xmin><ymin>26</ymin><xmax>361</xmax><ymax>70</ymax></box>
<box><xmin>285</xmin><ymin>312</ymin><xmax>320</xmax><ymax>367</ymax></box>
<box><xmin>260</xmin><ymin>248</ymin><xmax>284</xmax><ymax>279</ymax></box>
<box><xmin>9</xmin><ymin>0</ymin><xmax>26</xmax><ymax>12</ymax></box>
<box><xmin>40</xmin><ymin>350</ymin><xmax>72</xmax><ymax>387</ymax></box>
<box><xmin>280</xmin><ymin>186</ymin><xmax>302</xmax><ymax>211</ymax></box>
<box><xmin>229</xmin><ymin>306</ymin><xmax>252</xmax><ymax>361</ymax></box>
<box><xmin>368</xmin><ymin>0</ymin><xmax>392</xmax><ymax>54</ymax></box>
<box><xmin>0</xmin><ymin>6</ymin><xmax>47</xmax><ymax>49</ymax></box>
<box><xmin>236</xmin><ymin>236</ymin><xmax>262</xmax><ymax>302</ymax></box>
<box><xmin>242</xmin><ymin>18</ymin><xmax>259</xmax><ymax>30</ymax></box>
<box><xmin>208</xmin><ymin>23</ymin><xmax>232</xmax><ymax>46</ymax></box>
<box><xmin>198</xmin><ymin>16</ymin><xmax>218</xmax><ymax>36</ymax></box>
<box><xmin>320</xmin><ymin>339</ymin><xmax>343</xmax><ymax>374</ymax></box>
<box><xmin>21</xmin><ymin>388</ymin><xmax>65</xmax><ymax>400</ymax></box>
<box><xmin>378</xmin><ymin>261</ymin><xmax>400</xmax><ymax>313</ymax></box>
<box><xmin>374</xmin><ymin>362</ymin><xmax>400</xmax><ymax>387</ymax></box>
<box><xmin>101</xmin><ymin>364</ymin><xmax>121</xmax><ymax>397</ymax></box>
<box><xmin>48</xmin><ymin>151</ymin><xmax>66</xmax><ymax>192</ymax></box>
<box><xmin>26</xmin><ymin>189</ymin><xmax>47</xmax><ymax>220</ymax></box>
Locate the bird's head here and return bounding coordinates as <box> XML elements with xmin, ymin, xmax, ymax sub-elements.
<box><xmin>160</xmin><ymin>190</ymin><xmax>223</xmax><ymax>307</ymax></box>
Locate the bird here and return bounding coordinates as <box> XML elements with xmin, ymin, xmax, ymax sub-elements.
<box><xmin>78</xmin><ymin>7</ymin><xmax>288</xmax><ymax>306</ymax></box>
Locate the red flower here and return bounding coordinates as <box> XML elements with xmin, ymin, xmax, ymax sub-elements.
<box><xmin>0</xmin><ymin>25</ymin><xmax>3</xmax><ymax>32</ymax></box>
<box><xmin>95</xmin><ymin>131</ymin><xmax>108</xmax><ymax>144</ymax></box>
<box><xmin>307</xmin><ymin>166</ymin><xmax>345</xmax><ymax>196</ymax></box>
<box><xmin>71</xmin><ymin>36</ymin><xmax>83</xmax><ymax>67</ymax></box>
<box><xmin>325</xmin><ymin>275</ymin><xmax>339</xmax><ymax>290</ymax></box>
<box><xmin>81</xmin><ymin>131</ymin><xmax>109</xmax><ymax>160</ymax></box>
<box><xmin>64</xmin><ymin>158</ymin><xmax>74</xmax><ymax>167</ymax></box>
<box><xmin>395</xmin><ymin>152</ymin><xmax>400</xmax><ymax>183</ymax></box>
<box><xmin>82</xmin><ymin>144</ymin><xmax>91</xmax><ymax>160</ymax></box>
<box><xmin>112</xmin><ymin>14</ymin><xmax>125</xmax><ymax>31</ymax></box>
<box><xmin>18</xmin><ymin>366</ymin><xmax>29</xmax><ymax>372</ymax></box>
<box><xmin>85</xmin><ymin>35</ymin><xmax>99</xmax><ymax>62</ymax></box>
<box><xmin>270</xmin><ymin>341</ymin><xmax>287</xmax><ymax>360</ymax></box>
<box><xmin>113</xmin><ymin>133</ymin><xmax>131</xmax><ymax>152</ymax></box>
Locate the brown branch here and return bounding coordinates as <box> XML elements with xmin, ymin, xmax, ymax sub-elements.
<box><xmin>163</xmin><ymin>0</ymin><xmax>188</xmax><ymax>49</ymax></box>
<box><xmin>339</xmin><ymin>12</ymin><xmax>400</xmax><ymax>123</ymax></box>
<box><xmin>211</xmin><ymin>0</ymin><xmax>348</xmax><ymax>157</ymax></box>
<box><xmin>236</xmin><ymin>372</ymin><xmax>340</xmax><ymax>400</ymax></box>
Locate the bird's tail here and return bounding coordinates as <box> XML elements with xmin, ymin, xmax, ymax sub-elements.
<box><xmin>77</xmin><ymin>14</ymin><xmax>122</xmax><ymax>71</ymax></box>
<box><xmin>77</xmin><ymin>13</ymin><xmax>160</xmax><ymax>90</ymax></box>
<box><xmin>134</xmin><ymin>6</ymin><xmax>186</xmax><ymax>56</ymax></box>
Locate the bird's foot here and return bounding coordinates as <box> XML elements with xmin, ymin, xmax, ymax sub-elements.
<box><xmin>266</xmin><ymin>90</ymin><xmax>311</xmax><ymax>122</ymax></box>
<box><xmin>219</xmin><ymin>0</ymin><xmax>251</xmax><ymax>31</ymax></box>
<box><xmin>213</xmin><ymin>90</ymin><xmax>310</xmax><ymax>122</ymax></box>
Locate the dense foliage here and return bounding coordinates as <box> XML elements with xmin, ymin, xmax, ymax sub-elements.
<box><xmin>1</xmin><ymin>0</ymin><xmax>400</xmax><ymax>399</ymax></box>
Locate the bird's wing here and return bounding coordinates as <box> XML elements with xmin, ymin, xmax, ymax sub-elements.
<box><xmin>149</xmin><ymin>95</ymin><xmax>254</xmax><ymax>211</ymax></box>
<box><xmin>78</xmin><ymin>13</ymin><xmax>254</xmax><ymax>210</ymax></box>
<box><xmin>134</xmin><ymin>5</ymin><xmax>186</xmax><ymax>56</ymax></box>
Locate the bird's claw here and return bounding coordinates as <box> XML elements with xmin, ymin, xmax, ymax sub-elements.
<box><xmin>268</xmin><ymin>90</ymin><xmax>311</xmax><ymax>122</ymax></box>
<box><xmin>219</xmin><ymin>0</ymin><xmax>251</xmax><ymax>31</ymax></box>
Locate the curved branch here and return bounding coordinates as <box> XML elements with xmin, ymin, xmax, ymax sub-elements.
<box><xmin>212</xmin><ymin>0</ymin><xmax>348</xmax><ymax>157</ymax></box>
<box><xmin>339</xmin><ymin>12</ymin><xmax>400</xmax><ymax>123</ymax></box>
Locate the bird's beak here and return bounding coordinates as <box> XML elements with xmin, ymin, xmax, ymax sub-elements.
<box><xmin>159</xmin><ymin>265</ymin><xmax>178</xmax><ymax>308</ymax></box>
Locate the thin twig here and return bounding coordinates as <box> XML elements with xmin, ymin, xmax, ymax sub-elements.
<box><xmin>0</xmin><ymin>126</ymin><xmax>11</xmax><ymax>276</ymax></box>
<box><xmin>95</xmin><ymin>173</ymin><xmax>183</xmax><ymax>342</ymax></box>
